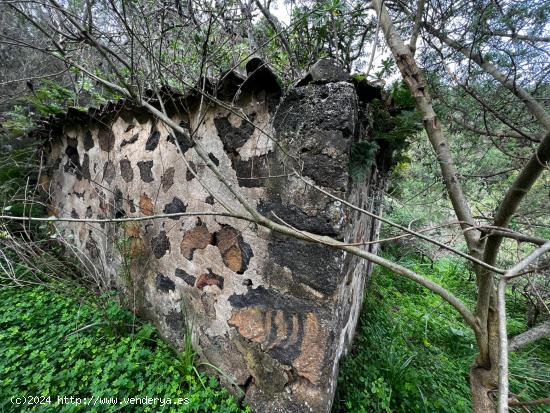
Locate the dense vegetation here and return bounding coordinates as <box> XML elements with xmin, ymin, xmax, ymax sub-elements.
<box><xmin>335</xmin><ymin>251</ymin><xmax>550</xmax><ymax>412</ymax></box>
<box><xmin>0</xmin><ymin>285</ymin><xmax>247</xmax><ymax>412</ymax></box>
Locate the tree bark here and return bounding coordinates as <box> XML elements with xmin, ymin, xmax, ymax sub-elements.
<box><xmin>470</xmin><ymin>363</ymin><xmax>498</xmax><ymax>413</ymax></box>
<box><xmin>509</xmin><ymin>321</ymin><xmax>550</xmax><ymax>352</ymax></box>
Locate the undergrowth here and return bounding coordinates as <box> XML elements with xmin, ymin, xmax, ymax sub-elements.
<box><xmin>0</xmin><ymin>285</ymin><xmax>248</xmax><ymax>413</ymax></box>
<box><xmin>334</xmin><ymin>252</ymin><xmax>550</xmax><ymax>413</ymax></box>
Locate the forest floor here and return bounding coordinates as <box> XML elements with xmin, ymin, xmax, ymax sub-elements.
<box><xmin>0</xmin><ymin>284</ymin><xmax>248</xmax><ymax>413</ymax></box>
<box><xmin>334</xmin><ymin>250</ymin><xmax>550</xmax><ymax>412</ymax></box>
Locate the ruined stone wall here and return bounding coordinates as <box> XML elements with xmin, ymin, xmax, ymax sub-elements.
<box><xmin>39</xmin><ymin>60</ymin><xmax>387</xmax><ymax>413</ymax></box>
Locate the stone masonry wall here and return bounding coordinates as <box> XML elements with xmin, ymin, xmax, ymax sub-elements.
<box><xmin>38</xmin><ymin>59</ymin><xmax>387</xmax><ymax>413</ymax></box>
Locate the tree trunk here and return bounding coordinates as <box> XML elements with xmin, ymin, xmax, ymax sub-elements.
<box><xmin>471</xmin><ymin>308</ymin><xmax>499</xmax><ymax>412</ymax></box>
<box><xmin>470</xmin><ymin>366</ymin><xmax>497</xmax><ymax>412</ymax></box>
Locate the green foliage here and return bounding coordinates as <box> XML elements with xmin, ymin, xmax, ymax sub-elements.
<box><xmin>335</xmin><ymin>252</ymin><xmax>550</xmax><ymax>412</ymax></box>
<box><xmin>23</xmin><ymin>80</ymin><xmax>74</xmax><ymax>116</ymax></box>
<box><xmin>350</xmin><ymin>140</ymin><xmax>379</xmax><ymax>181</ymax></box>
<box><xmin>3</xmin><ymin>106</ymin><xmax>35</xmax><ymax>137</ymax></box>
<box><xmin>0</xmin><ymin>140</ymin><xmax>46</xmax><ymax>224</ymax></box>
<box><xmin>288</xmin><ymin>0</ymin><xmax>370</xmax><ymax>70</ymax></box>
<box><xmin>371</xmin><ymin>82</ymin><xmax>421</xmax><ymax>165</ymax></box>
<box><xmin>350</xmin><ymin>82</ymin><xmax>421</xmax><ymax>181</ymax></box>
<box><xmin>0</xmin><ymin>286</ymin><xmax>248</xmax><ymax>412</ymax></box>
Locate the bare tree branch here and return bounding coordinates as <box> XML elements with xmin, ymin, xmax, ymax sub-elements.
<box><xmin>497</xmin><ymin>242</ymin><xmax>550</xmax><ymax>412</ymax></box>
<box><xmin>409</xmin><ymin>0</ymin><xmax>425</xmax><ymax>55</ymax></box>
<box><xmin>483</xmin><ymin>31</ymin><xmax>550</xmax><ymax>43</ymax></box>
<box><xmin>508</xmin><ymin>321</ymin><xmax>550</xmax><ymax>352</ymax></box>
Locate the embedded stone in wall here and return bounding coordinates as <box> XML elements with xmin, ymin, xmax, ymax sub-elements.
<box><xmin>215</xmin><ymin>226</ymin><xmax>253</xmax><ymax>274</ymax></box>
<box><xmin>175</xmin><ymin>268</ymin><xmax>196</xmax><ymax>286</ymax></box>
<box><xmin>167</xmin><ymin>120</ymin><xmax>193</xmax><ymax>153</ymax></box>
<box><xmin>83</xmin><ymin>130</ymin><xmax>95</xmax><ymax>150</ymax></box>
<box><xmin>186</xmin><ymin>162</ymin><xmax>196</xmax><ymax>181</ymax></box>
<box><xmin>228</xmin><ymin>286</ymin><xmax>328</xmax><ymax>386</ymax></box>
<box><xmin>156</xmin><ymin>273</ymin><xmax>175</xmax><ymax>293</ymax></box>
<box><xmin>161</xmin><ymin>167</ymin><xmax>175</xmax><ymax>191</ymax></box>
<box><xmin>208</xmin><ymin>153</ymin><xmax>220</xmax><ymax>166</ymax></box>
<box><xmin>81</xmin><ymin>154</ymin><xmax>91</xmax><ymax>180</ymax></box>
<box><xmin>103</xmin><ymin>161</ymin><xmax>116</xmax><ymax>185</ymax></box>
<box><xmin>165</xmin><ymin>309</ymin><xmax>183</xmax><ymax>335</ymax></box>
<box><xmin>98</xmin><ymin>127</ymin><xmax>115</xmax><ymax>152</ymax></box>
<box><xmin>162</xmin><ymin>197</ymin><xmax>186</xmax><ymax>218</ymax></box>
<box><xmin>196</xmin><ymin>270</ymin><xmax>224</xmax><ymax>290</ymax></box>
<box><xmin>214</xmin><ymin>113</ymin><xmax>256</xmax><ymax>156</ymax></box>
<box><xmin>151</xmin><ymin>230</ymin><xmax>170</xmax><ymax>259</ymax></box>
<box><xmin>137</xmin><ymin>160</ymin><xmax>154</xmax><ymax>182</ymax></box>
<box><xmin>120</xmin><ymin>159</ymin><xmax>134</xmax><ymax>182</ymax></box>
<box><xmin>85</xmin><ymin>236</ymin><xmax>100</xmax><ymax>259</ymax></box>
<box><xmin>64</xmin><ymin>138</ymin><xmax>81</xmax><ymax>176</ymax></box>
<box><xmin>145</xmin><ymin>128</ymin><xmax>160</xmax><ymax>151</ymax></box>
<box><xmin>180</xmin><ymin>221</ymin><xmax>213</xmax><ymax>260</ymax></box>
<box><xmin>139</xmin><ymin>193</ymin><xmax>154</xmax><ymax>216</ymax></box>
<box><xmin>121</xmin><ymin>133</ymin><xmax>139</xmax><ymax>148</ymax></box>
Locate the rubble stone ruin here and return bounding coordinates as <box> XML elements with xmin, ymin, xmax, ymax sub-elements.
<box><xmin>34</xmin><ymin>58</ymin><xmax>392</xmax><ymax>412</ymax></box>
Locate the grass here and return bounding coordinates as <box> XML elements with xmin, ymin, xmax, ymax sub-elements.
<box><xmin>334</xmin><ymin>251</ymin><xmax>550</xmax><ymax>413</ymax></box>
<box><xmin>0</xmin><ymin>285</ymin><xmax>248</xmax><ymax>413</ymax></box>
